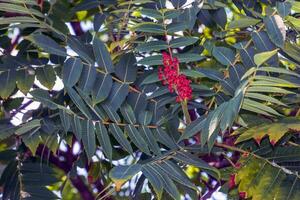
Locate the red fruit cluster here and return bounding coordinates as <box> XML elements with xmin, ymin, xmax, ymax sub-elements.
<box><xmin>158</xmin><ymin>52</ymin><xmax>192</xmax><ymax>102</ymax></box>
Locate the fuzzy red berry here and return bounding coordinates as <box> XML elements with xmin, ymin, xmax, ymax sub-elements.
<box><xmin>158</xmin><ymin>52</ymin><xmax>192</xmax><ymax>102</ymax></box>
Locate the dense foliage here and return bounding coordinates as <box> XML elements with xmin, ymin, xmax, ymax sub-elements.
<box><xmin>0</xmin><ymin>0</ymin><xmax>300</xmax><ymax>199</ymax></box>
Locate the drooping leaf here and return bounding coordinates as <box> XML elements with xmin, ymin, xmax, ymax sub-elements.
<box><xmin>95</xmin><ymin>122</ymin><xmax>112</xmax><ymax>161</ymax></box>
<box><xmin>81</xmin><ymin>119</ymin><xmax>96</xmax><ymax>161</ymax></box>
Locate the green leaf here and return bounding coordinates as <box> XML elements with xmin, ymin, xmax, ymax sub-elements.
<box><xmin>180</xmin><ymin>117</ymin><xmax>206</xmax><ymax>141</ymax></box>
<box><xmin>247</xmin><ymin>86</ymin><xmax>294</xmax><ymax>94</ymax></box>
<box><xmin>30</xmin><ymin>34</ymin><xmax>67</xmax><ymax>56</ymax></box>
<box><xmin>120</xmin><ymin>104</ymin><xmax>136</xmax><ymax>124</ymax></box>
<box><xmin>66</xmin><ymin>87</ymin><xmax>93</xmax><ymax>119</ymax></box>
<box><xmin>245</xmin><ymin>93</ymin><xmax>286</xmax><ymax>106</ymax></box>
<box><xmin>115</xmin><ymin>53</ymin><xmax>137</xmax><ymax>83</ymax></box>
<box><xmin>167</xmin><ymin>22</ymin><xmax>188</xmax><ymax>33</ymax></box>
<box><xmin>177</xmin><ymin>53</ymin><xmax>205</xmax><ymax>63</ymax></box>
<box><xmin>92</xmin><ymin>73</ymin><xmax>113</xmax><ymax>105</ymax></box>
<box><xmin>140</xmin><ymin>8</ymin><xmax>162</xmax><ymax>19</ymax></box>
<box><xmin>109</xmin><ymin>124</ymin><xmax>133</xmax><ymax>154</ymax></box>
<box><xmin>102</xmin><ymin>104</ymin><xmax>121</xmax><ymax>122</ymax></box>
<box><xmin>212</xmin><ymin>46</ymin><xmax>235</xmax><ymax>66</ymax></box>
<box><xmin>0</xmin><ymin>69</ymin><xmax>16</xmax><ymax>99</ymax></box>
<box><xmin>78</xmin><ymin>65</ymin><xmax>97</xmax><ymax>93</ymax></box>
<box><xmin>105</xmin><ymin>82</ymin><xmax>129</xmax><ymax>111</ymax></box>
<box><xmin>125</xmin><ymin>125</ymin><xmax>150</xmax><ymax>155</ymax></box>
<box><xmin>139</xmin><ymin>126</ymin><xmax>161</xmax><ymax>155</ymax></box>
<box><xmin>0</xmin><ymin>16</ymin><xmax>38</xmax><ymax>25</ymax></box>
<box><xmin>242</xmin><ymin>98</ymin><xmax>282</xmax><ymax>117</ymax></box>
<box><xmin>141</xmin><ymin>72</ymin><xmax>160</xmax><ymax>85</ymax></box>
<box><xmin>36</xmin><ymin>65</ymin><xmax>56</xmax><ymax>90</ymax></box>
<box><xmin>136</xmin><ymin>40</ymin><xmax>168</xmax><ymax>52</ymax></box>
<box><xmin>95</xmin><ymin>122</ymin><xmax>112</xmax><ymax>161</ymax></box>
<box><xmin>228</xmin><ymin>17</ymin><xmax>260</xmax><ymax>29</ymax></box>
<box><xmin>257</xmin><ymin>67</ymin><xmax>300</xmax><ymax>78</ymax></box>
<box><xmin>59</xmin><ymin>109</ymin><xmax>71</xmax><ymax>133</ymax></box>
<box><xmin>137</xmin><ymin>53</ymin><xmax>204</xmax><ymax>65</ymax></box>
<box><xmin>63</xmin><ymin>58</ymin><xmax>83</xmax><ymax>87</ymax></box>
<box><xmin>81</xmin><ymin>119</ymin><xmax>96</xmax><ymax>161</ymax></box>
<box><xmin>170</xmin><ymin>37</ymin><xmax>198</xmax><ymax>48</ymax></box>
<box><xmin>154</xmin><ymin>128</ymin><xmax>177</xmax><ymax>149</ymax></box>
<box><xmin>93</xmin><ymin>37</ymin><xmax>114</xmax><ymax>73</ymax></box>
<box><xmin>109</xmin><ymin>164</ymin><xmax>142</xmax><ymax>191</ymax></box>
<box><xmin>71</xmin><ymin>115</ymin><xmax>82</xmax><ymax>140</ymax></box>
<box><xmin>134</xmin><ymin>23</ymin><xmax>164</xmax><ymax>34</ymax></box>
<box><xmin>138</xmin><ymin>111</ymin><xmax>153</xmax><ymax>125</ymax></box>
<box><xmin>67</xmin><ymin>36</ymin><xmax>94</xmax><ymax>65</ymax></box>
<box><xmin>148</xmin><ymin>164</ymin><xmax>181</xmax><ymax>200</ymax></box>
<box><xmin>15</xmin><ymin>119</ymin><xmax>41</xmax><ymax>136</ymax></box>
<box><xmin>264</xmin><ymin>15</ymin><xmax>286</xmax><ymax>48</ymax></box>
<box><xmin>142</xmin><ymin>164</ymin><xmax>164</xmax><ymax>199</ymax></box>
<box><xmin>29</xmin><ymin>89</ymin><xmax>59</xmax><ymax>110</ymax></box>
<box><xmin>173</xmin><ymin>151</ymin><xmax>220</xmax><ymax>179</ymax></box>
<box><xmin>16</xmin><ymin>69</ymin><xmax>34</xmax><ymax>94</ymax></box>
<box><xmin>254</xmin><ymin>49</ymin><xmax>279</xmax><ymax>67</ymax></box>
<box><xmin>0</xmin><ymin>3</ymin><xmax>44</xmax><ymax>18</ymax></box>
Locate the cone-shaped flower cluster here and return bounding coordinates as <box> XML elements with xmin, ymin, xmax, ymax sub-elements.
<box><xmin>158</xmin><ymin>52</ymin><xmax>192</xmax><ymax>102</ymax></box>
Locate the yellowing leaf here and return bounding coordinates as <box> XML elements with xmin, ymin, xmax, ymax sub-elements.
<box><xmin>235</xmin><ymin>117</ymin><xmax>300</xmax><ymax>145</ymax></box>
<box><xmin>254</xmin><ymin>49</ymin><xmax>279</xmax><ymax>67</ymax></box>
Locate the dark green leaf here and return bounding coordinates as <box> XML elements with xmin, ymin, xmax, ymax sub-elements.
<box><xmin>81</xmin><ymin>119</ymin><xmax>96</xmax><ymax>161</ymax></box>
<box><xmin>139</xmin><ymin>126</ymin><xmax>161</xmax><ymax>155</ymax></box>
<box><xmin>264</xmin><ymin>15</ymin><xmax>286</xmax><ymax>48</ymax></box>
<box><xmin>125</xmin><ymin>125</ymin><xmax>150</xmax><ymax>155</ymax></box>
<box><xmin>95</xmin><ymin>122</ymin><xmax>112</xmax><ymax>161</ymax></box>
<box><xmin>212</xmin><ymin>46</ymin><xmax>235</xmax><ymax>66</ymax></box>
<box><xmin>109</xmin><ymin>124</ymin><xmax>133</xmax><ymax>154</ymax></box>
<box><xmin>170</xmin><ymin>37</ymin><xmax>198</xmax><ymax>48</ymax></box>
<box><xmin>93</xmin><ymin>37</ymin><xmax>114</xmax><ymax>73</ymax></box>
<box><xmin>109</xmin><ymin>164</ymin><xmax>142</xmax><ymax>191</ymax></box>
<box><xmin>16</xmin><ymin>69</ymin><xmax>34</xmax><ymax>94</ymax></box>
<box><xmin>78</xmin><ymin>65</ymin><xmax>97</xmax><ymax>93</ymax></box>
<box><xmin>92</xmin><ymin>73</ymin><xmax>113</xmax><ymax>105</ymax></box>
<box><xmin>63</xmin><ymin>58</ymin><xmax>83</xmax><ymax>87</ymax></box>
<box><xmin>30</xmin><ymin>34</ymin><xmax>67</xmax><ymax>56</ymax></box>
<box><xmin>59</xmin><ymin>109</ymin><xmax>71</xmax><ymax>133</ymax></box>
<box><xmin>115</xmin><ymin>53</ymin><xmax>137</xmax><ymax>83</ymax></box>
<box><xmin>0</xmin><ymin>69</ymin><xmax>16</xmax><ymax>99</ymax></box>
<box><xmin>105</xmin><ymin>82</ymin><xmax>129</xmax><ymax>111</ymax></box>
<box><xmin>120</xmin><ymin>104</ymin><xmax>136</xmax><ymax>124</ymax></box>
<box><xmin>135</xmin><ymin>23</ymin><xmax>164</xmax><ymax>34</ymax></box>
<box><xmin>136</xmin><ymin>40</ymin><xmax>168</xmax><ymax>52</ymax></box>
<box><xmin>36</xmin><ymin>65</ymin><xmax>56</xmax><ymax>90</ymax></box>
